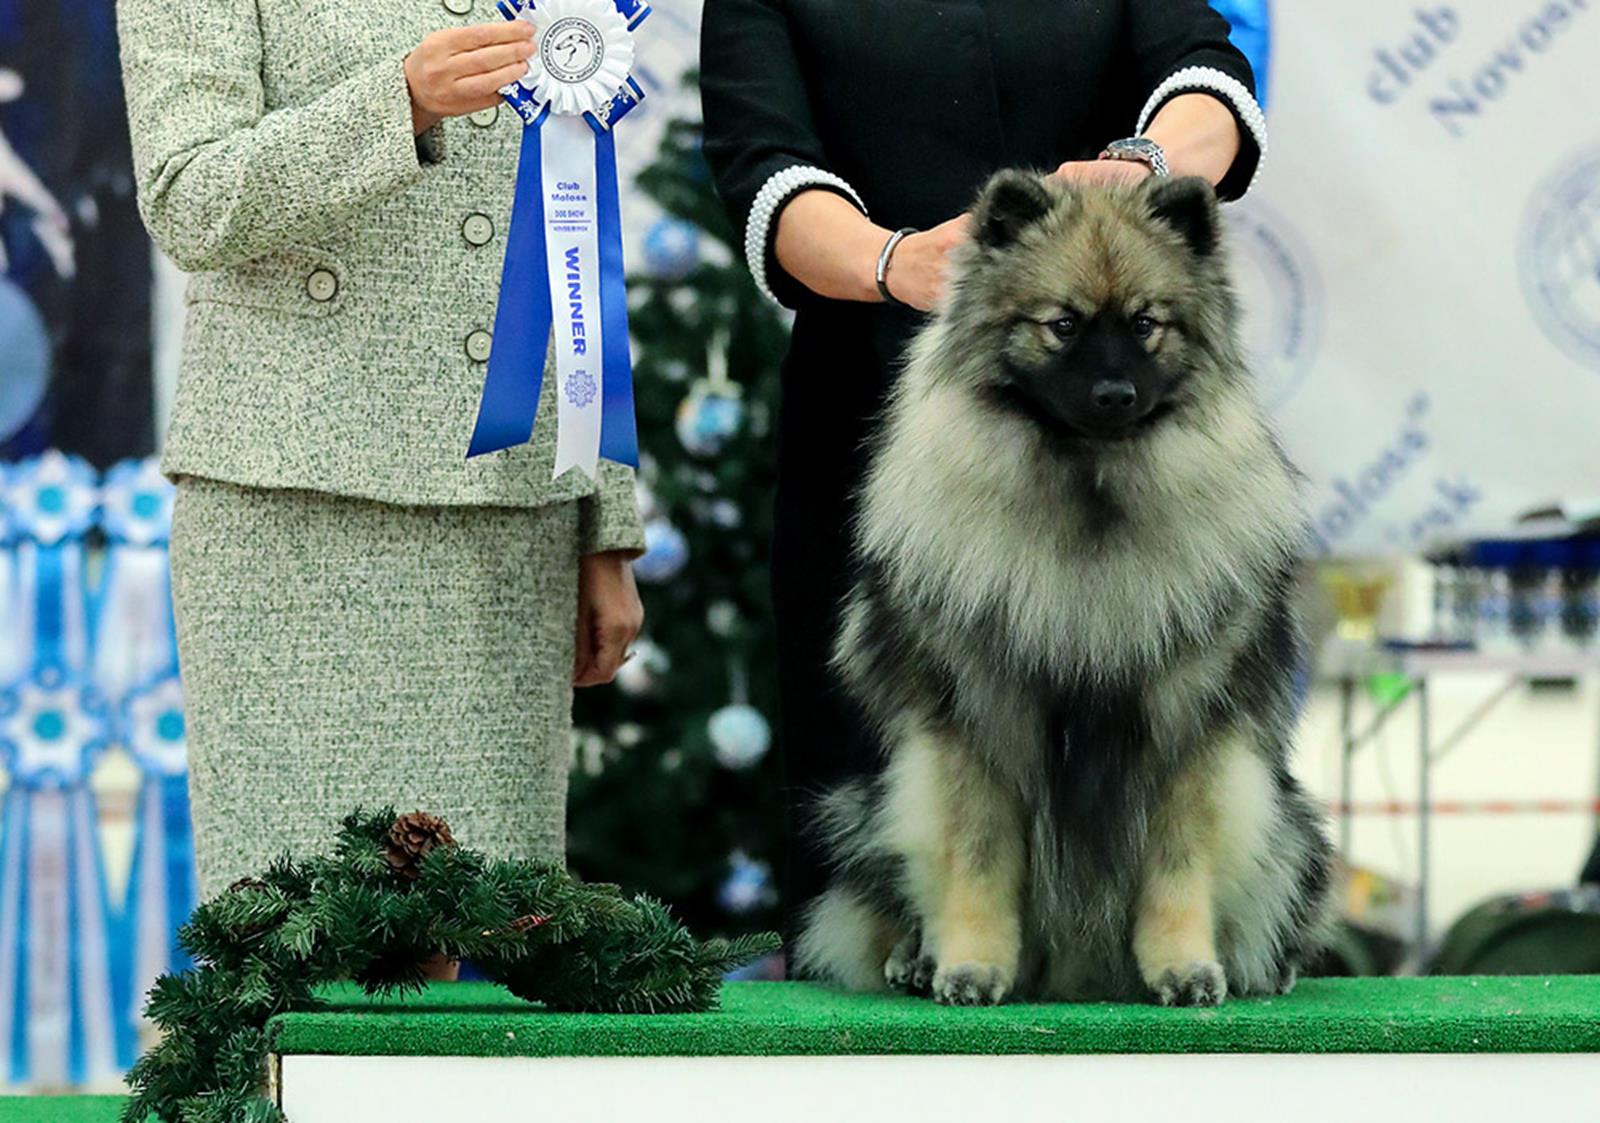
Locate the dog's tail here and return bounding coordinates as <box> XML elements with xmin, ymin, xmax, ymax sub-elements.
<box><xmin>793</xmin><ymin>887</ymin><xmax>897</xmax><ymax>991</ymax></box>
<box><xmin>793</xmin><ymin>779</ymin><xmax>902</xmax><ymax>990</ymax></box>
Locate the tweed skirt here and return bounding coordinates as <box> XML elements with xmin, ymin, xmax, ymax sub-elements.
<box><xmin>169</xmin><ymin>477</ymin><xmax>579</xmax><ymax>897</ymax></box>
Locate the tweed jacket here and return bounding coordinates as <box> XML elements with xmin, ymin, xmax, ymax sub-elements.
<box><xmin>118</xmin><ymin>0</ymin><xmax>643</xmax><ymax>554</ymax></box>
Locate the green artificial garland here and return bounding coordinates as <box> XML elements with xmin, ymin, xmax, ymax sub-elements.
<box><xmin>123</xmin><ymin>809</ymin><xmax>780</xmax><ymax>1123</ymax></box>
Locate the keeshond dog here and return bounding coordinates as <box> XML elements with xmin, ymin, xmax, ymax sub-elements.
<box><xmin>795</xmin><ymin>172</ymin><xmax>1334</xmax><ymax>1007</ymax></box>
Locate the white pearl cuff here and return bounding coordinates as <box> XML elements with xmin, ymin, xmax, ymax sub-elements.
<box><xmin>744</xmin><ymin>165</ymin><xmax>868</xmax><ymax>305</ymax></box>
<box><xmin>1135</xmin><ymin>65</ymin><xmax>1268</xmax><ymax>193</ymax></box>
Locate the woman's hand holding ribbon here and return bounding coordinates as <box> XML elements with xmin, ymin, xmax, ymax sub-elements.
<box><xmin>404</xmin><ymin>22</ymin><xmax>538</xmax><ymax>136</ymax></box>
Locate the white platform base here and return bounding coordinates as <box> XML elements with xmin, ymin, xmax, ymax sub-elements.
<box><xmin>279</xmin><ymin>1053</ymin><xmax>1600</xmax><ymax>1123</ymax></box>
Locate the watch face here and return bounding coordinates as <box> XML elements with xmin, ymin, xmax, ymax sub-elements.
<box><xmin>1107</xmin><ymin>138</ymin><xmax>1168</xmax><ymax>175</ymax></box>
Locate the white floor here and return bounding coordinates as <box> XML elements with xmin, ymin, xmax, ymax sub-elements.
<box><xmin>277</xmin><ymin>1053</ymin><xmax>1600</xmax><ymax>1123</ymax></box>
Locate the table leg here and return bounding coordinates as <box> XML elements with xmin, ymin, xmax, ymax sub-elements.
<box><xmin>1416</xmin><ymin>676</ymin><xmax>1431</xmax><ymax>958</ymax></box>
<box><xmin>1340</xmin><ymin>676</ymin><xmax>1355</xmax><ymax>857</ymax></box>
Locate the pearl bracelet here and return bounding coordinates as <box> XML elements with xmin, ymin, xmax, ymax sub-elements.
<box><xmin>745</xmin><ymin>165</ymin><xmax>868</xmax><ymax>305</ymax></box>
<box><xmin>1135</xmin><ymin>66</ymin><xmax>1269</xmax><ymax>192</ymax></box>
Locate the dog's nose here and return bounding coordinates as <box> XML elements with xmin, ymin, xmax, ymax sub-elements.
<box><xmin>1090</xmin><ymin>379</ymin><xmax>1138</xmax><ymax>415</ymax></box>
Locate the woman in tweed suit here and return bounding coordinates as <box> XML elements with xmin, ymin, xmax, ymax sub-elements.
<box><xmin>117</xmin><ymin>2</ymin><xmax>644</xmax><ymax>907</ymax></box>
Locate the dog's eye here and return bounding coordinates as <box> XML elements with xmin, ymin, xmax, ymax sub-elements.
<box><xmin>1049</xmin><ymin>314</ymin><xmax>1080</xmax><ymax>341</ymax></box>
<box><xmin>1131</xmin><ymin>313</ymin><xmax>1159</xmax><ymax>340</ymax></box>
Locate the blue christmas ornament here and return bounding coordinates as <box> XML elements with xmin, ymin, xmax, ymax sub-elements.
<box><xmin>0</xmin><ymin>278</ymin><xmax>49</xmax><ymax>446</ymax></box>
<box><xmin>707</xmin><ymin>498</ymin><xmax>742</xmax><ymax>528</ymax></box>
<box><xmin>675</xmin><ymin>381</ymin><xmax>745</xmax><ymax>457</ymax></box>
<box><xmin>642</xmin><ymin>216</ymin><xmax>702</xmax><ymax>280</ymax></box>
<box><xmin>709</xmin><ymin>703</ymin><xmax>770</xmax><ymax>770</ymax></box>
<box><xmin>100</xmin><ymin>458</ymin><xmax>175</xmax><ymax>547</ymax></box>
<box><xmin>633</xmin><ymin>519</ymin><xmax>689</xmax><ymax>583</ymax></box>
<box><xmin>717</xmin><ymin>850</ymin><xmax>776</xmax><ymax>915</ymax></box>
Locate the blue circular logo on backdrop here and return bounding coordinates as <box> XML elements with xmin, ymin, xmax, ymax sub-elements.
<box><xmin>1224</xmin><ymin>198</ymin><xmax>1321</xmax><ymax>411</ymax></box>
<box><xmin>1521</xmin><ymin>144</ymin><xmax>1600</xmax><ymax>371</ymax></box>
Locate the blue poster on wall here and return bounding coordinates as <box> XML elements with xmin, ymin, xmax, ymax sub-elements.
<box><xmin>0</xmin><ymin>0</ymin><xmax>153</xmax><ymax>465</ymax></box>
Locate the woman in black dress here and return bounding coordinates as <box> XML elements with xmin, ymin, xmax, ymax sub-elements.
<box><xmin>699</xmin><ymin>0</ymin><xmax>1266</xmax><ymax>939</ymax></box>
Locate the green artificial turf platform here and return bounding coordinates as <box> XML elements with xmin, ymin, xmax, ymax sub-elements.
<box><xmin>267</xmin><ymin>977</ymin><xmax>1600</xmax><ymax>1059</ymax></box>
<box><xmin>0</xmin><ymin>1096</ymin><xmax>126</xmax><ymax>1122</ymax></box>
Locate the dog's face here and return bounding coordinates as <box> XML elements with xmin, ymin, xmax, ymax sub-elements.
<box><xmin>942</xmin><ymin>172</ymin><xmax>1237</xmax><ymax>447</ymax></box>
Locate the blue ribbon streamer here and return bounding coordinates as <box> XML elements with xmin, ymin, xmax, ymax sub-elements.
<box><xmin>593</xmin><ymin>124</ymin><xmax>639</xmax><ymax>467</ymax></box>
<box><xmin>8</xmin><ymin>791</ymin><xmax>30</xmax><ymax>1082</ymax></box>
<box><xmin>34</xmin><ymin>544</ymin><xmax>64</xmax><ymax>677</ymax></box>
<box><xmin>66</xmin><ymin>791</ymin><xmax>84</xmax><ymax>1085</ymax></box>
<box><xmin>159</xmin><ymin>774</ymin><xmax>195</xmax><ymax>976</ymax></box>
<box><xmin>469</xmin><ymin>116</ymin><xmax>553</xmax><ymax>458</ymax></box>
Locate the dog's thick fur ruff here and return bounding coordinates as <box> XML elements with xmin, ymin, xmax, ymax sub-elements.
<box><xmin>796</xmin><ymin>173</ymin><xmax>1335</xmax><ymax>1006</ymax></box>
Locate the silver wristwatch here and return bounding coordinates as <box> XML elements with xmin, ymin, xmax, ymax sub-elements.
<box><xmin>1100</xmin><ymin>137</ymin><xmax>1171</xmax><ymax>178</ymax></box>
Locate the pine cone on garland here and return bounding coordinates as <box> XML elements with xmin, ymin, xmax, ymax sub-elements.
<box><xmin>384</xmin><ymin>811</ymin><xmax>457</xmax><ymax>880</ymax></box>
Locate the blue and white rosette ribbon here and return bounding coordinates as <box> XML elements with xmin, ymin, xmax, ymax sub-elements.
<box><xmin>118</xmin><ymin>674</ymin><xmax>195</xmax><ymax>1033</ymax></box>
<box><xmin>467</xmin><ymin>0</ymin><xmax>647</xmax><ymax>478</ymax></box>
<box><xmin>93</xmin><ymin>459</ymin><xmax>178</xmax><ymax>703</ymax></box>
<box><xmin>2</xmin><ymin>452</ymin><xmax>97</xmax><ymax>678</ymax></box>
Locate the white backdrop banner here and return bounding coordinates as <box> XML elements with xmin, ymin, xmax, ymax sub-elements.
<box><xmin>1233</xmin><ymin>0</ymin><xmax>1600</xmax><ymax>557</ymax></box>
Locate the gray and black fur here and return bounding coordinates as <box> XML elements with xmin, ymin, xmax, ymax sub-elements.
<box><xmin>796</xmin><ymin>172</ymin><xmax>1334</xmax><ymax>1006</ymax></box>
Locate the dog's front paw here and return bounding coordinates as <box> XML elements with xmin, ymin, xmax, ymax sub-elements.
<box><xmin>932</xmin><ymin>962</ymin><xmax>1013</xmax><ymax>1007</ymax></box>
<box><xmin>1150</xmin><ymin>961</ymin><xmax>1227</xmax><ymax>1008</ymax></box>
<box><xmin>885</xmin><ymin>943</ymin><xmax>936</xmax><ymax>994</ymax></box>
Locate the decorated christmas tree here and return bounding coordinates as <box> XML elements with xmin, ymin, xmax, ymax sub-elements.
<box><xmin>566</xmin><ymin>100</ymin><xmax>788</xmax><ymax>942</ymax></box>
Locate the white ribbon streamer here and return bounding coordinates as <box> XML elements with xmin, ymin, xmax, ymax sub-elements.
<box><xmin>25</xmin><ymin>789</ymin><xmax>68</xmax><ymax>1085</ymax></box>
<box><xmin>543</xmin><ymin>112</ymin><xmax>606</xmax><ymax>479</ymax></box>
<box><xmin>70</xmin><ymin>787</ymin><xmax>118</xmax><ymax>1081</ymax></box>
<box><xmin>93</xmin><ymin>547</ymin><xmax>174</xmax><ymax>702</ymax></box>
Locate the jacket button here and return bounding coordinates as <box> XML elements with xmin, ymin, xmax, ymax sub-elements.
<box><xmin>442</xmin><ymin>0</ymin><xmax>472</xmax><ymax>14</ymax></box>
<box><xmin>462</xmin><ymin>214</ymin><xmax>495</xmax><ymax>246</ymax></box>
<box><xmin>306</xmin><ymin>269</ymin><xmax>338</xmax><ymax>302</ymax></box>
<box><xmin>469</xmin><ymin>105</ymin><xmax>499</xmax><ymax>128</ymax></box>
<box><xmin>465</xmin><ymin>330</ymin><xmax>493</xmax><ymax>362</ymax></box>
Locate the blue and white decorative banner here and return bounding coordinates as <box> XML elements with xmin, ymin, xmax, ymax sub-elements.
<box><xmin>93</xmin><ymin>459</ymin><xmax>177</xmax><ymax>703</ymax></box>
<box><xmin>118</xmin><ymin>674</ymin><xmax>195</xmax><ymax>1033</ymax></box>
<box><xmin>1225</xmin><ymin>0</ymin><xmax>1600</xmax><ymax>555</ymax></box>
<box><xmin>467</xmin><ymin>0</ymin><xmax>646</xmax><ymax>478</ymax></box>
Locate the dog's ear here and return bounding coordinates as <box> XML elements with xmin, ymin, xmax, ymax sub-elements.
<box><xmin>1145</xmin><ymin>176</ymin><xmax>1221</xmax><ymax>258</ymax></box>
<box><xmin>975</xmin><ymin>170</ymin><xmax>1054</xmax><ymax>249</ymax></box>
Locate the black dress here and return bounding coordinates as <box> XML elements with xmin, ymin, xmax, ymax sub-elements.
<box><xmin>699</xmin><ymin>0</ymin><xmax>1264</xmax><ymax>937</ymax></box>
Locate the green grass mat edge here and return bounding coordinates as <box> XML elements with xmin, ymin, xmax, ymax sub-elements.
<box><xmin>266</xmin><ymin>977</ymin><xmax>1600</xmax><ymax>1058</ymax></box>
